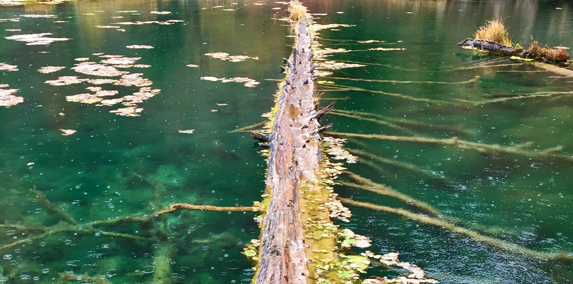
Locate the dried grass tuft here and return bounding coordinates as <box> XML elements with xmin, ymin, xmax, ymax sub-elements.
<box><xmin>474</xmin><ymin>19</ymin><xmax>513</xmax><ymax>47</ymax></box>
<box><xmin>527</xmin><ymin>41</ymin><xmax>571</xmax><ymax>62</ymax></box>
<box><xmin>288</xmin><ymin>1</ymin><xmax>307</xmax><ymax>21</ymax></box>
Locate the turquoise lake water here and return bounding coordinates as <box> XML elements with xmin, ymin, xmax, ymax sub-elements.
<box><xmin>1</xmin><ymin>0</ymin><xmax>573</xmax><ymax>283</ymax></box>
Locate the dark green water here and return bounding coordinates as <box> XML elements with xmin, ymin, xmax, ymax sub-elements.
<box><xmin>0</xmin><ymin>0</ymin><xmax>572</xmax><ymax>283</ymax></box>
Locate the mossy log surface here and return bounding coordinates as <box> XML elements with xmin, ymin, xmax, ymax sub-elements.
<box><xmin>255</xmin><ymin>19</ymin><xmax>323</xmax><ymax>284</ymax></box>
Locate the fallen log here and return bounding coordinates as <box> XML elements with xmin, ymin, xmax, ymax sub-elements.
<box><xmin>457</xmin><ymin>38</ymin><xmax>521</xmax><ymax>56</ymax></box>
<box><xmin>458</xmin><ymin>37</ymin><xmax>570</xmax><ymax>64</ymax></box>
<box><xmin>254</xmin><ymin>18</ymin><xmax>324</xmax><ymax>284</ymax></box>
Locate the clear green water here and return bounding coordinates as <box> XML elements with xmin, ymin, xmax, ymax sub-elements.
<box><xmin>0</xmin><ymin>0</ymin><xmax>572</xmax><ymax>283</ymax></box>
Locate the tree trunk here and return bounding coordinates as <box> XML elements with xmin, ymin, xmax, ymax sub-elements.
<box><xmin>255</xmin><ymin>19</ymin><xmax>325</xmax><ymax>284</ymax></box>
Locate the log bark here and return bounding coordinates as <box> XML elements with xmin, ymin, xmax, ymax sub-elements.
<box><xmin>457</xmin><ymin>38</ymin><xmax>520</xmax><ymax>56</ymax></box>
<box><xmin>255</xmin><ymin>19</ymin><xmax>323</xmax><ymax>284</ymax></box>
<box><xmin>457</xmin><ymin>38</ymin><xmax>571</xmax><ymax>64</ymax></box>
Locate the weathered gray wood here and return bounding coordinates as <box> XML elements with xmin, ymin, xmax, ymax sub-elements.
<box><xmin>457</xmin><ymin>38</ymin><xmax>520</xmax><ymax>56</ymax></box>
<box><xmin>255</xmin><ymin>19</ymin><xmax>323</xmax><ymax>284</ymax></box>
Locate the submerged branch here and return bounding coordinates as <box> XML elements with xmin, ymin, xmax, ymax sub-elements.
<box><xmin>0</xmin><ymin>232</ymin><xmax>52</xmax><ymax>251</ymax></box>
<box><xmin>330</xmin><ymin>58</ymin><xmax>520</xmax><ymax>72</ymax></box>
<box><xmin>0</xmin><ymin>223</ymin><xmax>144</xmax><ymax>252</ymax></box>
<box><xmin>341</xmin><ymin>171</ymin><xmax>443</xmax><ymax>217</ymax></box>
<box><xmin>327</xmin><ymin>75</ymin><xmax>480</xmax><ymax>85</ymax></box>
<box><xmin>92</xmin><ymin>203</ymin><xmax>256</xmax><ymax>227</ymax></box>
<box><xmin>0</xmin><ymin>223</ymin><xmax>45</xmax><ymax>231</ymax></box>
<box><xmin>320</xmin><ymin>96</ymin><xmax>351</xmax><ymax>101</ymax></box>
<box><xmin>467</xmin><ymin>91</ymin><xmax>573</xmax><ymax>105</ymax></box>
<box><xmin>30</xmin><ymin>187</ymin><xmax>78</xmax><ymax>225</ymax></box>
<box><xmin>330</xmin><ymin>110</ymin><xmax>414</xmax><ymax>134</ymax></box>
<box><xmin>331</xmin><ymin>109</ymin><xmax>468</xmax><ymax>136</ymax></box>
<box><xmin>0</xmin><ymin>202</ymin><xmax>255</xmax><ymax>251</ymax></box>
<box><xmin>339</xmin><ymin>198</ymin><xmax>572</xmax><ymax>261</ymax></box>
<box><xmin>230</xmin><ymin>120</ymin><xmax>268</xmax><ymax>133</ymax></box>
<box><xmin>346</xmin><ymin>148</ymin><xmax>449</xmax><ymax>182</ymax></box>
<box><xmin>327</xmin><ymin>131</ymin><xmax>573</xmax><ymax>163</ymax></box>
<box><xmin>324</xmin><ymin>84</ymin><xmax>463</xmax><ymax>106</ymax></box>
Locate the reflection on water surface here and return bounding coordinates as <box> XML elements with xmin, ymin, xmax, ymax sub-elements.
<box><xmin>1</xmin><ymin>0</ymin><xmax>573</xmax><ymax>283</ymax></box>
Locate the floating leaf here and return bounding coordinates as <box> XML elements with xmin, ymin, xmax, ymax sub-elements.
<box><xmin>19</xmin><ymin>14</ymin><xmax>57</xmax><ymax>18</ymax></box>
<box><xmin>114</xmin><ymin>73</ymin><xmax>152</xmax><ymax>87</ymax></box>
<box><xmin>46</xmin><ymin>76</ymin><xmax>86</xmax><ymax>86</ymax></box>
<box><xmin>66</xmin><ymin>93</ymin><xmax>102</xmax><ymax>104</ymax></box>
<box><xmin>317</xmin><ymin>60</ymin><xmax>365</xmax><ymax>70</ymax></box>
<box><xmin>59</xmin><ymin>129</ymin><xmax>77</xmax><ymax>136</ymax></box>
<box><xmin>150</xmin><ymin>11</ymin><xmax>171</xmax><ymax>15</ymax></box>
<box><xmin>0</xmin><ymin>63</ymin><xmax>18</xmax><ymax>71</ymax></box>
<box><xmin>126</xmin><ymin>45</ymin><xmax>154</xmax><ymax>49</ymax></box>
<box><xmin>205</xmin><ymin>52</ymin><xmax>259</xmax><ymax>62</ymax></box>
<box><xmin>38</xmin><ymin>66</ymin><xmax>65</xmax><ymax>74</ymax></box>
<box><xmin>98</xmin><ymin>98</ymin><xmax>124</xmax><ymax>106</ymax></box>
<box><xmin>99</xmin><ymin>55</ymin><xmax>142</xmax><ymax>66</ymax></box>
<box><xmin>201</xmin><ymin>76</ymin><xmax>220</xmax><ymax>82</ymax></box>
<box><xmin>0</xmin><ymin>88</ymin><xmax>23</xmax><ymax>107</ymax></box>
<box><xmin>367</xmin><ymin>47</ymin><xmax>406</xmax><ymax>51</ymax></box>
<box><xmin>178</xmin><ymin>129</ymin><xmax>195</xmax><ymax>134</ymax></box>
<box><xmin>357</xmin><ymin>39</ymin><xmax>385</xmax><ymax>44</ymax></box>
<box><xmin>72</xmin><ymin>62</ymin><xmax>128</xmax><ymax>77</ymax></box>
<box><xmin>110</xmin><ymin>107</ymin><xmax>142</xmax><ymax>117</ymax></box>
<box><xmin>95</xmin><ymin>25</ymin><xmax>120</xmax><ymax>29</ymax></box>
<box><xmin>201</xmin><ymin>76</ymin><xmax>259</xmax><ymax>88</ymax></box>
<box><xmin>353</xmin><ymin>235</ymin><xmax>371</xmax><ymax>248</ymax></box>
<box><xmin>244</xmin><ymin>249</ymin><xmax>256</xmax><ymax>257</ymax></box>
<box><xmin>94</xmin><ymin>89</ymin><xmax>119</xmax><ymax>97</ymax></box>
<box><xmin>84</xmin><ymin>79</ymin><xmax>115</xmax><ymax>86</ymax></box>
<box><xmin>5</xmin><ymin>33</ymin><xmax>69</xmax><ymax>46</ymax></box>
